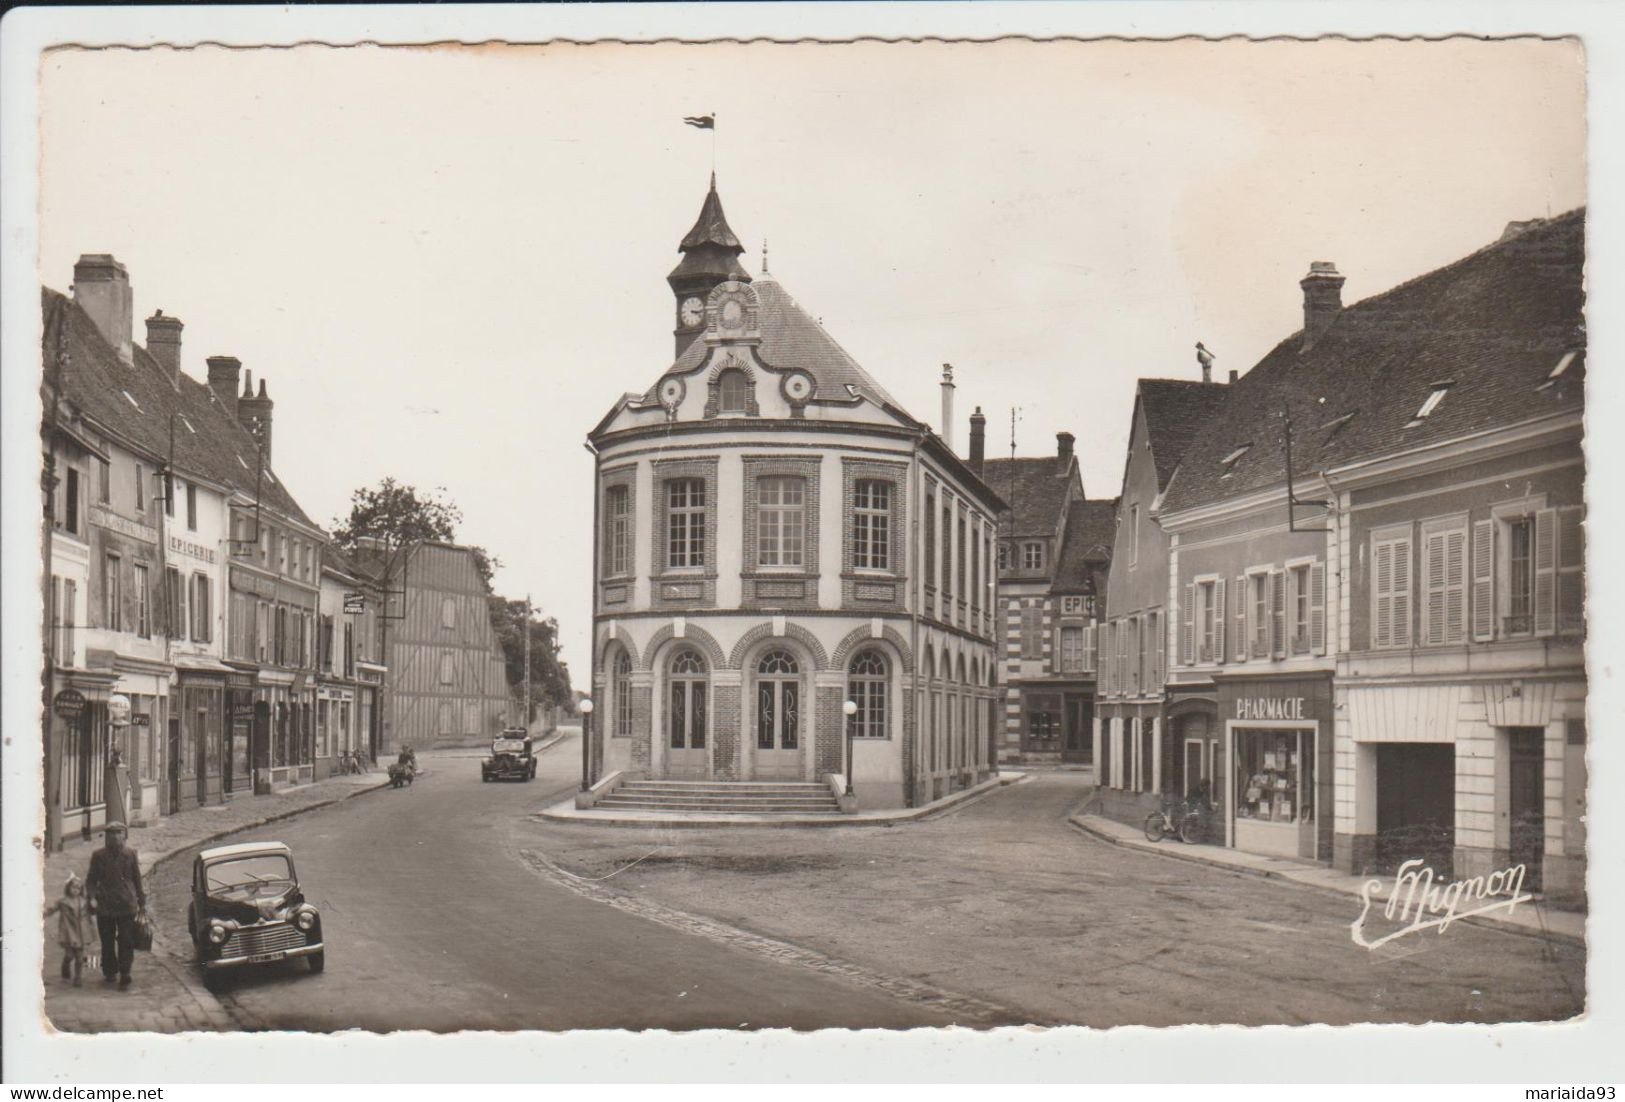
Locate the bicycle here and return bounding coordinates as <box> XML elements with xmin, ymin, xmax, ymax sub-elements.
<box><xmin>1144</xmin><ymin>797</ymin><xmax>1205</xmax><ymax>844</ymax></box>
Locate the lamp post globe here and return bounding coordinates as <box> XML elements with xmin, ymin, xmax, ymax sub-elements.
<box><xmin>578</xmin><ymin>698</ymin><xmax>594</xmax><ymax>792</ymax></box>
<box><xmin>842</xmin><ymin>699</ymin><xmax>858</xmax><ymax>796</ymax></box>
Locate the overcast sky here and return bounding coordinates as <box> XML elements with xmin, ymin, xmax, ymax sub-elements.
<box><xmin>38</xmin><ymin>38</ymin><xmax>1585</xmax><ymax>681</ymax></box>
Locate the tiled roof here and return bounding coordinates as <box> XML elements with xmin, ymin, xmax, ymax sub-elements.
<box><xmin>1054</xmin><ymin>498</ymin><xmax>1118</xmax><ymax>591</ymax></box>
<box><xmin>981</xmin><ymin>455</ymin><xmax>1078</xmax><ymax>538</ymax></box>
<box><xmin>42</xmin><ymin>288</ymin><xmax>320</xmax><ymax>531</ymax></box>
<box><xmin>1138</xmin><ymin>379</ymin><xmax>1232</xmax><ymax>490</ymax></box>
<box><xmin>654</xmin><ymin>274</ymin><xmax>906</xmax><ymax>413</ymax></box>
<box><xmin>1162</xmin><ymin>209</ymin><xmax>1586</xmax><ymax>514</ymax></box>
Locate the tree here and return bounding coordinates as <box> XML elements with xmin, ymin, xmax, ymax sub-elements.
<box><xmin>488</xmin><ymin>597</ymin><xmax>573</xmax><ymax>717</ymax></box>
<box><xmin>331</xmin><ymin>478</ymin><xmax>500</xmax><ymax>586</ymax></box>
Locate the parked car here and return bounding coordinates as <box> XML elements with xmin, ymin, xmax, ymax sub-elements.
<box><xmin>482</xmin><ymin>729</ymin><xmax>536</xmax><ymax>782</ymax></box>
<box><xmin>187</xmin><ymin>841</ymin><xmax>324</xmax><ymax>986</ymax></box>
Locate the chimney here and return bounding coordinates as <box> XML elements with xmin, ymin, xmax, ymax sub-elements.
<box><xmin>1300</xmin><ymin>261</ymin><xmax>1346</xmax><ymax>351</ymax></box>
<box><xmin>969</xmin><ymin>407</ymin><xmax>987</xmax><ymax>475</ymax></box>
<box><xmin>1196</xmin><ymin>341</ymin><xmax>1214</xmax><ymax>383</ymax></box>
<box><xmin>237</xmin><ymin>371</ymin><xmax>275</xmax><ymax>465</ymax></box>
<box><xmin>1228</xmin><ymin>369</ymin><xmax>1239</xmax><ymax>384</ymax></box>
<box><xmin>207</xmin><ymin>355</ymin><xmax>242</xmax><ymax>419</ymax></box>
<box><xmin>145</xmin><ymin>309</ymin><xmax>184</xmax><ymax>386</ymax></box>
<box><xmin>940</xmin><ymin>364</ymin><xmax>956</xmax><ymax>451</ymax></box>
<box><xmin>1057</xmin><ymin>431</ymin><xmax>1075</xmax><ymax>463</ymax></box>
<box><xmin>72</xmin><ymin>254</ymin><xmax>134</xmax><ymax>364</ymax></box>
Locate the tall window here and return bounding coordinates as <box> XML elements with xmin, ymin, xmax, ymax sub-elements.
<box><xmin>718</xmin><ymin>369</ymin><xmax>749</xmax><ymax>413</ymax></box>
<box><xmin>97</xmin><ymin>458</ymin><xmax>110</xmax><ymax>505</ymax></box>
<box><xmin>275</xmin><ymin>606</ymin><xmax>288</xmax><ymax>665</ymax></box>
<box><xmin>757</xmin><ymin>477</ymin><xmax>806</xmax><ymax>567</ymax></box>
<box><xmin>956</xmin><ymin>515</ymin><xmax>967</xmax><ymax>600</ymax></box>
<box><xmin>668</xmin><ymin>649</ymin><xmax>707</xmax><ymax>749</ymax></box>
<box><xmin>997</xmin><ymin>542</ymin><xmax>1009</xmax><ymax>571</ymax></box>
<box><xmin>1060</xmin><ymin>626</ymin><xmax>1085</xmax><ymax>673</ymax></box>
<box><xmin>62</xmin><ymin>579</ymin><xmax>77</xmax><ymax>666</ymax></box>
<box><xmin>1372</xmin><ymin>530</ymin><xmax>1414</xmax><ymax>648</ymax></box>
<box><xmin>613</xmin><ymin>650</ymin><xmax>633</xmax><ymax>737</ymax></box>
<box><xmin>1129</xmin><ymin>504</ymin><xmax>1140</xmax><ymax>566</ymax></box>
<box><xmin>63</xmin><ymin>468</ymin><xmax>80</xmax><ymax>536</ymax></box>
<box><xmin>605</xmin><ymin>485</ymin><xmax>631</xmax><ymax>576</ymax></box>
<box><xmin>103</xmin><ymin>553</ymin><xmax>121</xmax><ymax>631</ymax></box>
<box><xmin>1198</xmin><ymin>580</ymin><xmax>1217</xmax><ymax>660</ymax></box>
<box><xmin>924</xmin><ymin>489</ymin><xmax>937</xmax><ymax>587</ymax></box>
<box><xmin>1023</xmin><ymin>541</ymin><xmax>1044</xmax><ymax>571</ymax></box>
<box><xmin>756</xmin><ymin>650</ymin><xmax>800</xmax><ymax>750</ymax></box>
<box><xmin>941</xmin><ymin>504</ymin><xmax>954</xmax><ymax>599</ymax></box>
<box><xmin>186</xmin><ymin>482</ymin><xmax>198</xmax><ymax>530</ymax></box>
<box><xmin>848</xmin><ymin>650</ymin><xmax>888</xmax><ymax>738</ymax></box>
<box><xmin>1251</xmin><ymin>573</ymin><xmax>1270</xmax><ymax>656</ymax></box>
<box><xmin>165</xmin><ymin>566</ymin><xmax>184</xmax><ymax>639</ymax></box>
<box><xmin>134</xmin><ymin>565</ymin><xmax>150</xmax><ymax>638</ymax></box>
<box><xmin>852</xmin><ymin>480</ymin><xmax>890</xmax><ymax>570</ymax></box>
<box><xmin>134</xmin><ymin>463</ymin><xmax>145</xmax><ymax>512</ymax></box>
<box><xmin>667</xmin><ymin>478</ymin><xmax>706</xmax><ymax>568</ymax></box>
<box><xmin>1290</xmin><ymin>564</ymin><xmax>1313</xmax><ymax>649</ymax></box>
<box><xmin>163</xmin><ymin>473</ymin><xmax>175</xmax><ymax>517</ymax></box>
<box><xmin>192</xmin><ymin>573</ymin><xmax>212</xmax><ymax>642</ymax></box>
<box><xmin>1507</xmin><ymin>517</ymin><xmax>1534</xmax><ymax>633</ymax></box>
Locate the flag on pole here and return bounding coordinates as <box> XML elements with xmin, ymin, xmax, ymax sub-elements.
<box><xmin>684</xmin><ymin>115</ymin><xmax>715</xmax><ymax>129</ymax></box>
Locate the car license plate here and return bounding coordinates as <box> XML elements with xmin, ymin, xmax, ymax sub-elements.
<box><xmin>248</xmin><ymin>951</ymin><xmax>285</xmax><ymax>963</ymax></box>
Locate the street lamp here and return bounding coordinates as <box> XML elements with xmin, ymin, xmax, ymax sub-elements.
<box><xmin>578</xmin><ymin>698</ymin><xmax>594</xmax><ymax>792</ymax></box>
<box><xmin>842</xmin><ymin>699</ymin><xmax>858</xmax><ymax>797</ymax></box>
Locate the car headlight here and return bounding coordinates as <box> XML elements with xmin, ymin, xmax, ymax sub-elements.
<box><xmin>294</xmin><ymin>908</ymin><xmax>317</xmax><ymax>931</ymax></box>
<box><xmin>207</xmin><ymin>923</ymin><xmax>230</xmax><ymax>945</ymax></box>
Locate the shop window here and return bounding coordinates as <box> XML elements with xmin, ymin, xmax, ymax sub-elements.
<box><xmin>1235</xmin><ymin>729</ymin><xmax>1313</xmax><ymax>826</ymax></box>
<box><xmin>1026</xmin><ymin>693</ymin><xmax>1061</xmax><ymax>745</ymax></box>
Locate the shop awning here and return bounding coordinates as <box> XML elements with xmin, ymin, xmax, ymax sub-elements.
<box><xmin>173</xmin><ymin>654</ymin><xmax>235</xmax><ymax>674</ymax></box>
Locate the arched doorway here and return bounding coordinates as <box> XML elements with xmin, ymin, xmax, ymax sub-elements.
<box><xmin>666</xmin><ymin>648</ymin><xmax>709</xmax><ymax>777</ymax></box>
<box><xmin>753</xmin><ymin>649</ymin><xmax>802</xmax><ymax>778</ymax></box>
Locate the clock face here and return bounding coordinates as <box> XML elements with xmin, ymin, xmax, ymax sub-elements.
<box><xmin>679</xmin><ymin>297</ymin><xmax>704</xmax><ymax>327</ymax></box>
<box><xmin>720</xmin><ymin>298</ymin><xmax>745</xmax><ymax>329</ymax></box>
<box><xmin>782</xmin><ymin>372</ymin><xmax>814</xmax><ymax>403</ymax></box>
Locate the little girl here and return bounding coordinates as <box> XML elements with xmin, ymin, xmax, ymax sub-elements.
<box><xmin>46</xmin><ymin>874</ymin><xmax>92</xmax><ymax>986</ymax></box>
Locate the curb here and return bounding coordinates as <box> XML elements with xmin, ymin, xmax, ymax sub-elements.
<box><xmin>535</xmin><ymin>770</ymin><xmax>1028</xmax><ymax>829</ymax></box>
<box><xmin>1067</xmin><ymin>814</ymin><xmax>1585</xmax><ymax>947</ymax></box>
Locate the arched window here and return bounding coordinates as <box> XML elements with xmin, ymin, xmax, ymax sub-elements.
<box><xmin>756</xmin><ymin>650</ymin><xmax>800</xmax><ymax>750</ymax></box>
<box><xmin>848</xmin><ymin>650</ymin><xmax>888</xmax><ymax>739</ymax></box>
<box><xmin>612</xmin><ymin>650</ymin><xmax>633</xmax><ymax>738</ymax></box>
<box><xmin>668</xmin><ymin>649</ymin><xmax>707</xmax><ymax>751</ymax></box>
<box><xmin>718</xmin><ymin>369</ymin><xmax>749</xmax><ymax>413</ymax></box>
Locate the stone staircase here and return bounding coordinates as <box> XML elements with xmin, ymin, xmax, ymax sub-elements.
<box><xmin>597</xmin><ymin>779</ymin><xmax>845</xmax><ymax>816</ymax></box>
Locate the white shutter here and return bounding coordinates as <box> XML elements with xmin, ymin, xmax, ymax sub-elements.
<box><xmin>1472</xmin><ymin>519</ymin><xmax>1495</xmax><ymax>642</ymax></box>
<box><xmin>1270</xmin><ymin>570</ymin><xmax>1286</xmax><ymax>658</ymax></box>
<box><xmin>1286</xmin><ymin>566</ymin><xmax>1302</xmax><ymax>650</ymax></box>
<box><xmin>1392</xmin><ymin>538</ymin><xmax>1412</xmax><ymax>646</ymax></box>
<box><xmin>1235</xmin><ymin>575</ymin><xmax>1248</xmax><ymax>661</ymax></box>
<box><xmin>1181</xmin><ymin>584</ymin><xmax>1194</xmax><ymax>666</ymax></box>
<box><xmin>1310</xmin><ymin>561</ymin><xmax>1327</xmax><ymax>655</ymax></box>
<box><xmin>1444</xmin><ymin>529</ymin><xmax>1467</xmax><ymax>644</ymax></box>
<box><xmin>1213</xmin><ymin>578</ymin><xmax>1226</xmax><ymax>664</ymax></box>
<box><xmin>1084</xmin><ymin>624</ymin><xmax>1097</xmax><ymax>674</ymax></box>
<box><xmin>1557</xmin><ymin>506</ymin><xmax>1584</xmax><ymax>635</ymax></box>
<box><xmin>1424</xmin><ymin>532</ymin><xmax>1446</xmax><ymax>646</ymax></box>
<box><xmin>1534</xmin><ymin>508</ymin><xmax>1557</xmax><ymax>636</ymax></box>
<box><xmin>1373</xmin><ymin>541</ymin><xmax>1393</xmax><ymax>648</ymax></box>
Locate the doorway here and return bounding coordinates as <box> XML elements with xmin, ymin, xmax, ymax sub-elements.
<box><xmin>666</xmin><ymin>650</ymin><xmax>709</xmax><ymax>778</ymax></box>
<box><xmin>753</xmin><ymin>650</ymin><xmax>803</xmax><ymax>779</ymax></box>
<box><xmin>1063</xmin><ymin>695</ymin><xmax>1093</xmax><ymax>763</ymax></box>
<box><xmin>1375</xmin><ymin>743</ymin><xmax>1455</xmax><ymax>877</ymax></box>
<box><xmin>1508</xmin><ymin>728</ymin><xmax>1545</xmax><ymax>892</ymax></box>
<box><xmin>166</xmin><ymin>716</ymin><xmax>181</xmax><ymax>813</ymax></box>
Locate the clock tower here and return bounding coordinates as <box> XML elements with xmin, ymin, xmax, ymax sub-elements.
<box><xmin>668</xmin><ymin>173</ymin><xmax>751</xmax><ymax>360</ymax></box>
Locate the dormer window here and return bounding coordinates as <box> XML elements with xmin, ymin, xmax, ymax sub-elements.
<box><xmin>718</xmin><ymin>369</ymin><xmax>748</xmax><ymax>413</ymax></box>
<box><xmin>1220</xmin><ymin>444</ymin><xmax>1251</xmax><ymax>476</ymax></box>
<box><xmin>1537</xmin><ymin>351</ymin><xmax>1579</xmax><ymax>391</ymax></box>
<box><xmin>1408</xmin><ymin>382</ymin><xmax>1453</xmax><ymax>425</ymax></box>
<box><xmin>1022</xmin><ymin>541</ymin><xmax>1045</xmax><ymax>571</ymax></box>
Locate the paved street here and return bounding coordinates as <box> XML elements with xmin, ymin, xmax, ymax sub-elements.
<box><xmin>146</xmin><ymin>738</ymin><xmax>957</xmax><ymax>1031</ymax></box>
<box><xmin>529</xmin><ymin>771</ymin><xmax>1586</xmax><ymax>1028</ymax></box>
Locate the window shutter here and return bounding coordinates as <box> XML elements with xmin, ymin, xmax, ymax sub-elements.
<box><xmin>1424</xmin><ymin>532</ymin><xmax>1446</xmax><ymax>645</ymax></box>
<box><xmin>1234</xmin><ymin>575</ymin><xmax>1247</xmax><ymax>661</ymax></box>
<box><xmin>1285</xmin><ymin>566</ymin><xmax>1301</xmax><ymax>650</ymax></box>
<box><xmin>1557</xmin><ymin>507</ymin><xmax>1584</xmax><ymax>635</ymax></box>
<box><xmin>1270</xmin><ymin>570</ymin><xmax>1285</xmax><ymax>658</ymax></box>
<box><xmin>1213</xmin><ymin>578</ymin><xmax>1226</xmax><ymax>664</ymax></box>
<box><xmin>1310</xmin><ymin>561</ymin><xmax>1327</xmax><ymax>655</ymax></box>
<box><xmin>1444</xmin><ymin>529</ymin><xmax>1466</xmax><ymax>644</ymax></box>
<box><xmin>1373</xmin><ymin>541</ymin><xmax>1393</xmax><ymax>648</ymax></box>
<box><xmin>1084</xmin><ymin>624</ymin><xmax>1097</xmax><ymax>674</ymax></box>
<box><xmin>1534</xmin><ymin>507</ymin><xmax>1557</xmax><ymax>636</ymax></box>
<box><xmin>1181</xmin><ymin>584</ymin><xmax>1194</xmax><ymax>666</ymax></box>
<box><xmin>1472</xmin><ymin>519</ymin><xmax>1495</xmax><ymax>642</ymax></box>
<box><xmin>1392</xmin><ymin>538</ymin><xmax>1412</xmax><ymax>646</ymax></box>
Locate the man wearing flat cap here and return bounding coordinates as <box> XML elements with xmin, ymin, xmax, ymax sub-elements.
<box><xmin>85</xmin><ymin>821</ymin><xmax>145</xmax><ymax>988</ymax></box>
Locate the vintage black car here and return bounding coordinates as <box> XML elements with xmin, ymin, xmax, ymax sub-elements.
<box><xmin>187</xmin><ymin>841</ymin><xmax>324</xmax><ymax>985</ymax></box>
<box><xmin>481</xmin><ymin>729</ymin><xmax>536</xmax><ymax>782</ymax></box>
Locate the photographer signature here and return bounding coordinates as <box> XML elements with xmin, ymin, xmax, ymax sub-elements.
<box><xmin>1351</xmin><ymin>859</ymin><xmax>1532</xmax><ymax>949</ymax></box>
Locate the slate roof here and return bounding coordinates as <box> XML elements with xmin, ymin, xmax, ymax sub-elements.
<box><xmin>1138</xmin><ymin>379</ymin><xmax>1231</xmax><ymax>491</ymax></box>
<box><xmin>981</xmin><ymin>455</ymin><xmax>1078</xmax><ymax>538</ymax></box>
<box><xmin>42</xmin><ymin>287</ymin><xmax>320</xmax><ymax>531</ymax></box>
<box><xmin>652</xmin><ymin>273</ymin><xmax>905</xmax><ymax>413</ymax></box>
<box><xmin>1163</xmin><ymin>210</ymin><xmax>1586</xmax><ymax>514</ymax></box>
<box><xmin>680</xmin><ymin>177</ymin><xmax>744</xmax><ymax>252</ymax></box>
<box><xmin>1054</xmin><ymin>498</ymin><xmax>1118</xmax><ymax>592</ymax></box>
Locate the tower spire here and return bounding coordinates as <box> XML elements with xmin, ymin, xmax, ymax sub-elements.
<box><xmin>668</xmin><ymin>174</ymin><xmax>751</xmax><ymax>359</ymax></box>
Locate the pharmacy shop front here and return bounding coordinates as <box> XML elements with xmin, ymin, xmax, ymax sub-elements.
<box><xmin>1216</xmin><ymin>673</ymin><xmax>1334</xmax><ymax>863</ymax></box>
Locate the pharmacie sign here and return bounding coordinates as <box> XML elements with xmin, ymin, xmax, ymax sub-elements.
<box><xmin>1235</xmin><ymin>697</ymin><xmax>1309</xmax><ymax>720</ymax></box>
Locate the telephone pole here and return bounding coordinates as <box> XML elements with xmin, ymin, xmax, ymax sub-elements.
<box><xmin>522</xmin><ymin>594</ymin><xmax>532</xmax><ymax>732</ymax></box>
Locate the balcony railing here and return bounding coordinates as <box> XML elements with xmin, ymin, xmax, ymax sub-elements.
<box><xmin>1503</xmin><ymin>613</ymin><xmax>1533</xmax><ymax>635</ymax></box>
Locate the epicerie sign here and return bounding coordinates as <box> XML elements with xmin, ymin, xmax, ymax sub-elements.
<box><xmin>1235</xmin><ymin>697</ymin><xmax>1308</xmax><ymax>720</ymax></box>
<box><xmin>169</xmin><ymin>534</ymin><xmax>217</xmax><ymax>563</ymax></box>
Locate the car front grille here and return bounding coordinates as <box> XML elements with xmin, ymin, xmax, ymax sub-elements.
<box><xmin>225</xmin><ymin>922</ymin><xmax>307</xmax><ymax>957</ymax></box>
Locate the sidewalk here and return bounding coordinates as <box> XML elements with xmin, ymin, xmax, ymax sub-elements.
<box><xmin>42</xmin><ymin>768</ymin><xmax>387</xmax><ymax>1033</ymax></box>
<box><xmin>1070</xmin><ymin>812</ymin><xmax>1586</xmax><ymax>945</ymax></box>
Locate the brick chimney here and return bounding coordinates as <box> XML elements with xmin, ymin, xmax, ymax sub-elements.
<box><xmin>207</xmin><ymin>356</ymin><xmax>242</xmax><ymax>419</ymax></box>
<box><xmin>968</xmin><ymin>406</ymin><xmax>987</xmax><ymax>475</ymax></box>
<box><xmin>72</xmin><ymin>254</ymin><xmax>134</xmax><ymax>365</ymax></box>
<box><xmin>145</xmin><ymin>310</ymin><xmax>183</xmax><ymax>386</ymax></box>
<box><xmin>1057</xmin><ymin>431</ymin><xmax>1075</xmax><ymax>463</ymax></box>
<box><xmin>1300</xmin><ymin>261</ymin><xmax>1346</xmax><ymax>351</ymax></box>
<box><xmin>238</xmin><ymin>370</ymin><xmax>274</xmax><ymax>464</ymax></box>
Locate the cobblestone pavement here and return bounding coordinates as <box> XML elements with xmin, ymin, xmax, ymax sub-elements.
<box><xmin>527</xmin><ymin>772</ymin><xmax>1586</xmax><ymax>1028</ymax></box>
<box><xmin>40</xmin><ymin>768</ymin><xmax>386</xmax><ymax>1033</ymax></box>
